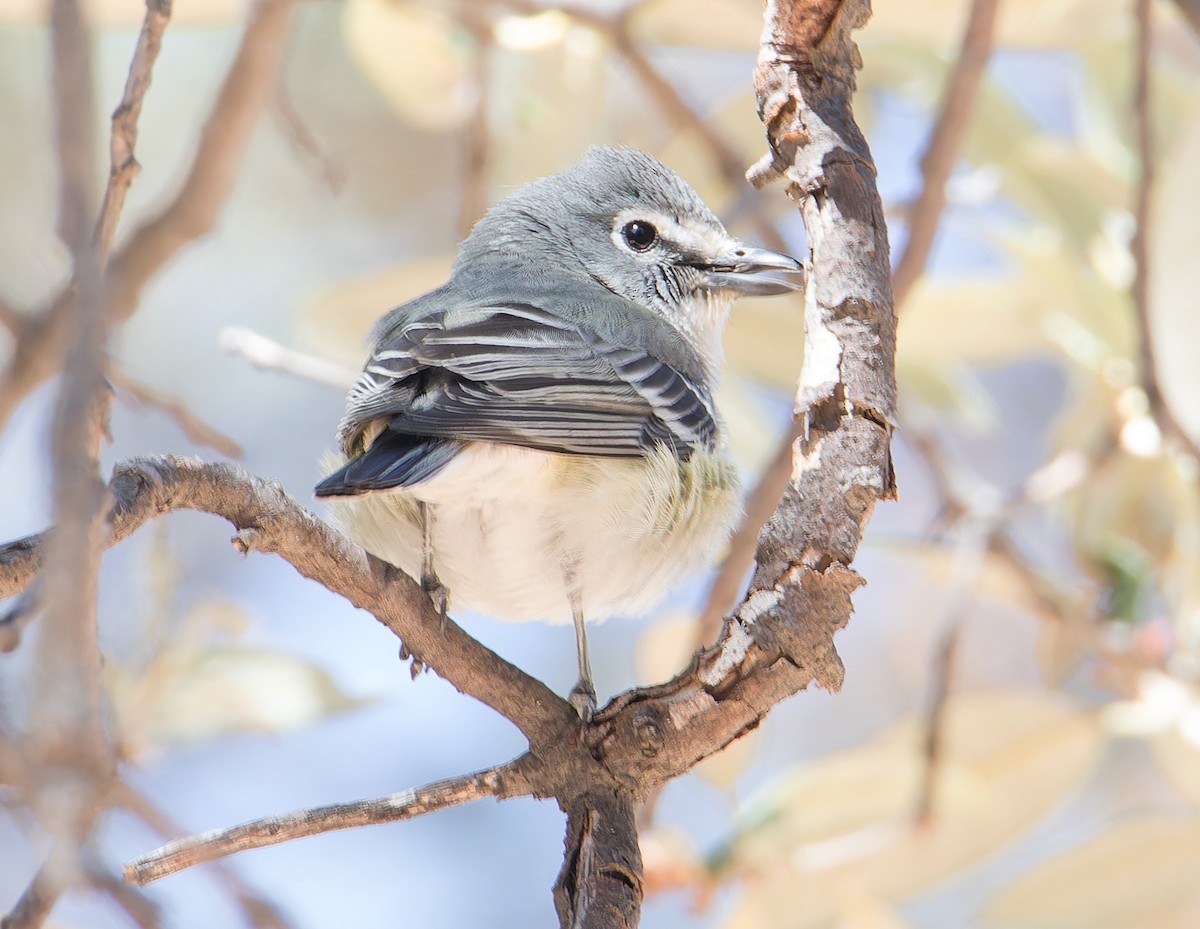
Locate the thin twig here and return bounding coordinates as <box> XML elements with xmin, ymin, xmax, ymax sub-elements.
<box><xmin>272</xmin><ymin>87</ymin><xmax>344</xmax><ymax>193</ymax></box>
<box><xmin>0</xmin><ymin>0</ymin><xmax>296</xmax><ymax>432</ymax></box>
<box><xmin>891</xmin><ymin>0</ymin><xmax>1000</xmax><ymax>310</ymax></box>
<box><xmin>218</xmin><ymin>326</ymin><xmax>357</xmax><ymax>389</ymax></box>
<box><xmin>0</xmin><ymin>297</ymin><xmax>21</xmax><ymax>335</ymax></box>
<box><xmin>109</xmin><ymin>368</ymin><xmax>243</xmax><ymax>458</ymax></box>
<box><xmin>114</xmin><ymin>783</ymin><xmax>295</xmax><ymax>929</ymax></box>
<box><xmin>915</xmin><ymin>512</ymin><xmax>991</xmax><ymax>824</ymax></box>
<box><xmin>1</xmin><ymin>859</ymin><xmax>58</xmax><ymax>929</ymax></box>
<box><xmin>125</xmin><ymin>762</ymin><xmax>531</xmax><ymax>885</ymax></box>
<box><xmin>83</xmin><ymin>860</ymin><xmax>162</xmax><ymax>929</ymax></box>
<box><xmin>94</xmin><ymin>0</ymin><xmax>173</xmax><ymax>266</ymax></box>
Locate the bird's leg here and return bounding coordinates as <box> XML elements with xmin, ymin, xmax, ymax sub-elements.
<box><xmin>418</xmin><ymin>502</ymin><xmax>448</xmax><ymax>628</ymax></box>
<box><xmin>567</xmin><ymin>588</ymin><xmax>596</xmax><ymax>722</ymax></box>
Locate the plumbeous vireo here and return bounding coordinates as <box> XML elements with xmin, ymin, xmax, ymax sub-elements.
<box><xmin>315</xmin><ymin>146</ymin><xmax>802</xmax><ymax>716</ymax></box>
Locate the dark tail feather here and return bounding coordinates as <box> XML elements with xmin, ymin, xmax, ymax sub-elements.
<box><xmin>315</xmin><ymin>433</ymin><xmax>463</xmax><ymax>496</ymax></box>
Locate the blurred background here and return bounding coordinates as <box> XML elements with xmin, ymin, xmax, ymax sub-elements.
<box><xmin>2</xmin><ymin>0</ymin><xmax>1200</xmax><ymax>926</ymax></box>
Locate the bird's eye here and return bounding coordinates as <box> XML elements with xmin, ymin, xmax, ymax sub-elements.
<box><xmin>621</xmin><ymin>220</ymin><xmax>658</xmax><ymax>252</ymax></box>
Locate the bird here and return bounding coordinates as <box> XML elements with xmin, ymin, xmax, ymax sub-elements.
<box><xmin>315</xmin><ymin>146</ymin><xmax>803</xmax><ymax>717</ymax></box>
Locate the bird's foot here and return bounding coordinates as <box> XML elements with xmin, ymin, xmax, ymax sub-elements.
<box><xmin>421</xmin><ymin>571</ymin><xmax>449</xmax><ymax>630</ymax></box>
<box><xmin>568</xmin><ymin>679</ymin><xmax>597</xmax><ymax>724</ymax></box>
<box><xmin>399</xmin><ymin>642</ymin><xmax>427</xmax><ymax>679</ymax></box>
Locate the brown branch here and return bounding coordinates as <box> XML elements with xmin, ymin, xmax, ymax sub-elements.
<box><xmin>458</xmin><ymin>4</ymin><xmax>493</xmax><ymax>237</ymax></box>
<box><xmin>3</xmin><ymin>4</ymin><xmax>894</xmax><ymax>921</ymax></box>
<box><xmin>914</xmin><ymin>514</ymin><xmax>990</xmax><ymax>824</ymax></box>
<box><xmin>26</xmin><ymin>0</ymin><xmax>114</xmax><ymax>909</ymax></box>
<box><xmin>1171</xmin><ymin>0</ymin><xmax>1200</xmax><ymax>35</ymax></box>
<box><xmin>890</xmin><ymin>0</ymin><xmax>1000</xmax><ymax>310</ymax></box>
<box><xmin>126</xmin><ymin>760</ymin><xmax>532</xmax><ymax>885</ymax></box>
<box><xmin>0</xmin><ymin>456</ymin><xmax>579</xmax><ymax>748</ymax></box>
<box><xmin>83</xmin><ymin>861</ymin><xmax>162</xmax><ymax>929</ymax></box>
<box><xmin>1130</xmin><ymin>0</ymin><xmax>1200</xmax><ymax>461</ymax></box>
<box><xmin>0</xmin><ymin>297</ymin><xmax>21</xmax><ymax>335</ymax></box>
<box><xmin>109</xmin><ymin>368</ymin><xmax>243</xmax><ymax>457</ymax></box>
<box><xmin>272</xmin><ymin>88</ymin><xmax>344</xmax><ymax>194</ymax></box>
<box><xmin>94</xmin><ymin>0</ymin><xmax>173</xmax><ymax>266</ymax></box>
<box><xmin>554</xmin><ymin>791</ymin><xmax>643</xmax><ymax>929</ymax></box>
<box><xmin>115</xmin><ymin>783</ymin><xmax>296</xmax><ymax>929</ymax></box>
<box><xmin>0</xmin><ymin>860</ymin><xmax>59</xmax><ymax>929</ymax></box>
<box><xmin>0</xmin><ymin>0</ymin><xmax>295</xmax><ymax>432</ymax></box>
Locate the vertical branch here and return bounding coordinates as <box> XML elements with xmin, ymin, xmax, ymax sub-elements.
<box><xmin>553</xmin><ymin>791</ymin><xmax>643</xmax><ymax>929</ymax></box>
<box><xmin>890</xmin><ymin>0</ymin><xmax>1000</xmax><ymax>309</ymax></box>
<box><xmin>751</xmin><ymin>0</ymin><xmax>897</xmax><ymax>538</ymax></box>
<box><xmin>31</xmin><ymin>0</ymin><xmax>114</xmax><ymax>902</ymax></box>
<box><xmin>458</xmin><ymin>4</ymin><xmax>493</xmax><ymax>237</ymax></box>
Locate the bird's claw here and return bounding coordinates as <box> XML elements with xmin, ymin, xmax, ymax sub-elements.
<box><xmin>568</xmin><ymin>680</ymin><xmax>597</xmax><ymax>724</ymax></box>
<box><xmin>421</xmin><ymin>572</ymin><xmax>449</xmax><ymax>630</ymax></box>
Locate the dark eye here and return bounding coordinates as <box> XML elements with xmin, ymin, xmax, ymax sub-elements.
<box><xmin>621</xmin><ymin>220</ymin><xmax>658</xmax><ymax>251</ymax></box>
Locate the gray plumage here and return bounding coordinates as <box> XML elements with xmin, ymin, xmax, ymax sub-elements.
<box><xmin>315</xmin><ymin>146</ymin><xmax>802</xmax><ymax>713</ymax></box>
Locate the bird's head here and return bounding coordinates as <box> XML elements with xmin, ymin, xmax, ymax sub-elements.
<box><xmin>457</xmin><ymin>147</ymin><xmax>803</xmax><ymax>359</ymax></box>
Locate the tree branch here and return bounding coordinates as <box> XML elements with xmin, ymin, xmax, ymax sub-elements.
<box><xmin>125</xmin><ymin>760</ymin><xmax>533</xmax><ymax>885</ymax></box>
<box><xmin>890</xmin><ymin>0</ymin><xmax>1000</xmax><ymax>310</ymax></box>
<box><xmin>26</xmin><ymin>0</ymin><xmax>115</xmax><ymax>906</ymax></box>
<box><xmin>0</xmin><ymin>456</ymin><xmax>579</xmax><ymax>749</ymax></box>
<box><xmin>4</xmin><ymin>4</ymin><xmax>895</xmax><ymax>924</ymax></box>
<box><xmin>0</xmin><ymin>0</ymin><xmax>296</xmax><ymax>431</ymax></box>
<box><xmin>109</xmin><ymin>368</ymin><xmax>243</xmax><ymax>458</ymax></box>
<box><xmin>94</xmin><ymin>0</ymin><xmax>173</xmax><ymax>266</ymax></box>
<box><xmin>554</xmin><ymin>791</ymin><xmax>643</xmax><ymax>929</ymax></box>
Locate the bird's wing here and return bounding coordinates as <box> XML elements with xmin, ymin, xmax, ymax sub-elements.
<box><xmin>339</xmin><ymin>300</ymin><xmax>716</xmax><ymax>464</ymax></box>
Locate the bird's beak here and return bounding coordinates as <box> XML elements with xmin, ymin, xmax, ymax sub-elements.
<box><xmin>699</xmin><ymin>244</ymin><xmax>805</xmax><ymax>297</ymax></box>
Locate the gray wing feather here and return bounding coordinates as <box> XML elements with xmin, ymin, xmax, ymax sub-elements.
<box><xmin>339</xmin><ymin>300</ymin><xmax>715</xmax><ymax>460</ymax></box>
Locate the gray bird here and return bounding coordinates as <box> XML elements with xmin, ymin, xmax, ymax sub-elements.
<box><xmin>315</xmin><ymin>146</ymin><xmax>802</xmax><ymax>716</ymax></box>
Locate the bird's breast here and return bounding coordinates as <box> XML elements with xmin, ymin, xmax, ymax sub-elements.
<box><xmin>324</xmin><ymin>442</ymin><xmax>741</xmax><ymax>624</ymax></box>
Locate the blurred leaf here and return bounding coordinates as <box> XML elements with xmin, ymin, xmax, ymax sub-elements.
<box><xmin>898</xmin><ymin>362</ymin><xmax>998</xmax><ymax>432</ymax></box>
<box><xmin>341</xmin><ymin>0</ymin><xmax>474</xmax><ymax>131</ymax></box>
<box><xmin>630</xmin><ymin>0</ymin><xmax>763</xmax><ymax>51</ymax></box>
<box><xmin>896</xmin><ymin>274</ymin><xmax>1055</xmax><ymax>368</ymax></box>
<box><xmin>139</xmin><ymin>645</ymin><xmax>361</xmax><ymax>746</ymax></box>
<box><xmin>1066</xmin><ymin>452</ymin><xmax>1193</xmax><ymax>612</ymax></box>
<box><xmin>869</xmin><ymin>0</ymin><xmax>1128</xmax><ymax>49</ymax></box>
<box><xmin>641</xmin><ymin>826</ymin><xmax>707</xmax><ymax>897</ymax></box>
<box><xmin>0</xmin><ymin>0</ymin><xmax>241</xmax><ymax>26</ymax></box>
<box><xmin>981</xmin><ymin>816</ymin><xmax>1200</xmax><ymax>929</ymax></box>
<box><xmin>896</xmin><ymin>540</ymin><xmax>1071</xmax><ymax>619</ymax></box>
<box><xmin>487</xmin><ymin>19</ymin><xmax>612</xmax><ymax>184</ymax></box>
<box><xmin>719</xmin><ymin>690</ymin><xmax>1103</xmax><ymax>929</ymax></box>
<box><xmin>725</xmin><ymin>294</ymin><xmax>805</xmax><ymax>391</ymax></box>
<box><xmin>1148</xmin><ymin>102</ymin><xmax>1200</xmax><ymax>448</ymax></box>
<box><xmin>297</xmin><ymin>254</ymin><xmax>456</xmax><ymax>366</ymax></box>
<box><xmin>1152</xmin><ymin>725</ymin><xmax>1200</xmax><ymax>808</ymax></box>
<box><xmin>111</xmin><ymin>599</ymin><xmax>362</xmax><ymax>756</ymax></box>
<box><xmin>635</xmin><ymin>611</ymin><xmax>699</xmax><ymax>685</ymax></box>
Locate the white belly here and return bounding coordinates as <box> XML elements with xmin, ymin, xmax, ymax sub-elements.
<box><xmin>322</xmin><ymin>443</ymin><xmax>741</xmax><ymax>624</ymax></box>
